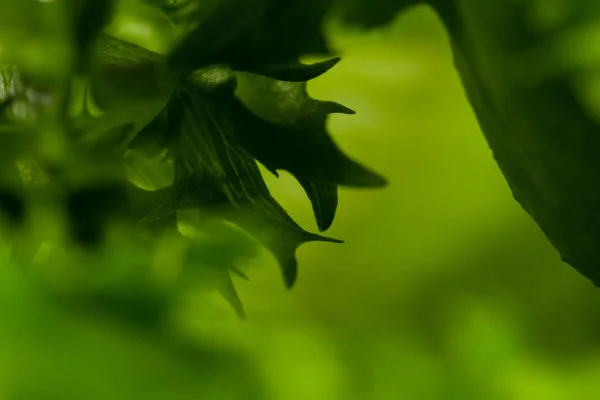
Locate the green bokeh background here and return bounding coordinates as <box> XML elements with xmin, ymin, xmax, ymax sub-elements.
<box><xmin>236</xmin><ymin>7</ymin><xmax>600</xmax><ymax>398</ymax></box>
<box><xmin>3</xmin><ymin>3</ymin><xmax>600</xmax><ymax>399</ymax></box>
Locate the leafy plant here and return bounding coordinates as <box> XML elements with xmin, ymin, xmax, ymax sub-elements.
<box><xmin>2</xmin><ymin>0</ymin><xmax>599</xmax><ymax>342</ymax></box>
<box><xmin>0</xmin><ymin>0</ymin><xmax>392</xmax><ymax>319</ymax></box>
<box><xmin>5</xmin><ymin>0</ymin><xmax>600</xmax><ymax>398</ymax></box>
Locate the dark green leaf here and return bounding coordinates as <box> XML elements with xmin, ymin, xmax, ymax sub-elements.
<box><xmin>232</xmin><ymin>73</ymin><xmax>387</xmax><ymax>231</ymax></box>
<box><xmin>167</xmin><ymin>0</ymin><xmax>335</xmax><ymax>72</ymax></box>
<box><xmin>69</xmin><ymin>0</ymin><xmax>116</xmax><ymax>72</ymax></box>
<box><xmin>88</xmin><ymin>34</ymin><xmax>174</xmax><ymax>110</ymax></box>
<box><xmin>239</xmin><ymin>57</ymin><xmax>341</xmax><ymax>82</ymax></box>
<box><xmin>75</xmin><ymin>35</ymin><xmax>174</xmax><ymax>153</ymax></box>
<box><xmin>334</xmin><ymin>0</ymin><xmax>422</xmax><ymax>28</ymax></box>
<box><xmin>140</xmin><ymin>40</ymin><xmax>385</xmax><ymax>233</ymax></box>
<box><xmin>149</xmin><ymin>90</ymin><xmax>343</xmax><ymax>287</ymax></box>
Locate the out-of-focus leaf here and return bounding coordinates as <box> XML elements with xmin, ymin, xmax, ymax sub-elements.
<box><xmin>0</xmin><ymin>251</ymin><xmax>266</xmax><ymax>400</ymax></box>
<box><xmin>0</xmin><ymin>65</ymin><xmax>54</xmax><ymax>126</ymax></box>
<box><xmin>334</xmin><ymin>0</ymin><xmax>422</xmax><ymax>28</ymax></box>
<box><xmin>182</xmin><ymin>216</ymin><xmax>259</xmax><ymax>318</ymax></box>
<box><xmin>429</xmin><ymin>0</ymin><xmax>600</xmax><ymax>285</ymax></box>
<box><xmin>0</xmin><ymin>66</ymin><xmax>46</xmax><ymax>229</ymax></box>
<box><xmin>187</xmin><ymin>220</ymin><xmax>257</xmax><ymax>318</ymax></box>
<box><xmin>124</xmin><ymin>148</ymin><xmax>174</xmax><ymax>191</ymax></box>
<box><xmin>88</xmin><ymin>34</ymin><xmax>174</xmax><ymax>109</ymax></box>
<box><xmin>166</xmin><ymin>0</ymin><xmax>336</xmax><ymax>73</ymax></box>
<box><xmin>69</xmin><ymin>0</ymin><xmax>116</xmax><ymax>72</ymax></box>
<box><xmin>72</xmin><ymin>35</ymin><xmax>174</xmax><ymax>153</ymax></box>
<box><xmin>330</xmin><ymin>0</ymin><xmax>600</xmax><ymax>286</ymax></box>
<box><xmin>0</xmin><ymin>66</ymin><xmax>33</xmax><ymax>162</ymax></box>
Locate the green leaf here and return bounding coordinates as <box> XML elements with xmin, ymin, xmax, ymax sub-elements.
<box><xmin>239</xmin><ymin>57</ymin><xmax>342</xmax><ymax>83</ymax></box>
<box><xmin>83</xmin><ymin>31</ymin><xmax>386</xmax><ymax>233</ymax></box>
<box><xmin>124</xmin><ymin>148</ymin><xmax>174</xmax><ymax>191</ymax></box>
<box><xmin>0</xmin><ymin>0</ymin><xmax>387</xmax><ymax>300</ymax></box>
<box><xmin>0</xmin><ymin>65</ymin><xmax>43</xmax><ymax>208</ymax></box>
<box><xmin>166</xmin><ymin>0</ymin><xmax>335</xmax><ymax>73</ymax></box>
<box><xmin>232</xmin><ymin>73</ymin><xmax>387</xmax><ymax>231</ymax></box>
<box><xmin>72</xmin><ymin>35</ymin><xmax>174</xmax><ymax>153</ymax></box>
<box><xmin>334</xmin><ymin>0</ymin><xmax>422</xmax><ymax>28</ymax></box>
<box><xmin>152</xmin><ymin>90</ymin><xmax>344</xmax><ymax>287</ymax></box>
<box><xmin>216</xmin><ymin>272</ymin><xmax>245</xmax><ymax>319</ymax></box>
<box><xmin>69</xmin><ymin>0</ymin><xmax>116</xmax><ymax>72</ymax></box>
<box><xmin>182</xmin><ymin>217</ymin><xmax>258</xmax><ymax>318</ymax></box>
<box><xmin>430</xmin><ymin>0</ymin><xmax>600</xmax><ymax>285</ymax></box>
<box><xmin>82</xmin><ymin>27</ymin><xmax>384</xmax><ymax>284</ymax></box>
<box><xmin>88</xmin><ymin>34</ymin><xmax>174</xmax><ymax>110</ymax></box>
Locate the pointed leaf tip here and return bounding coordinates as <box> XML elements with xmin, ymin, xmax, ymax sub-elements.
<box><xmin>301</xmin><ymin>57</ymin><xmax>342</xmax><ymax>79</ymax></box>
<box><xmin>309</xmin><ymin>232</ymin><xmax>344</xmax><ymax>244</ymax></box>
<box><xmin>283</xmin><ymin>262</ymin><xmax>297</xmax><ymax>288</ymax></box>
<box><xmin>314</xmin><ymin>198</ymin><xmax>338</xmax><ymax>232</ymax></box>
<box><xmin>322</xmin><ymin>101</ymin><xmax>356</xmax><ymax>115</ymax></box>
<box><xmin>239</xmin><ymin>57</ymin><xmax>343</xmax><ymax>82</ymax></box>
<box><xmin>217</xmin><ymin>276</ymin><xmax>246</xmax><ymax>320</ymax></box>
<box><xmin>334</xmin><ymin>156</ymin><xmax>388</xmax><ymax>188</ymax></box>
<box><xmin>293</xmin><ymin>175</ymin><xmax>338</xmax><ymax>232</ymax></box>
<box><xmin>273</xmin><ymin>232</ymin><xmax>344</xmax><ymax>288</ymax></box>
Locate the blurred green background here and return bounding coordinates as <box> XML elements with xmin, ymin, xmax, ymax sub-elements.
<box><xmin>235</xmin><ymin>6</ymin><xmax>600</xmax><ymax>398</ymax></box>
<box><xmin>4</xmin><ymin>3</ymin><xmax>600</xmax><ymax>399</ymax></box>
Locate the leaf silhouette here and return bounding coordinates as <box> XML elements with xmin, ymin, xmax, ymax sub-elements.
<box><xmin>231</xmin><ymin>73</ymin><xmax>387</xmax><ymax>231</ymax></box>
<box><xmin>146</xmin><ymin>90</ymin><xmax>343</xmax><ymax>287</ymax></box>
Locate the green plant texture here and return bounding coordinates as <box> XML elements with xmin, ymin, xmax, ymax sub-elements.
<box><xmin>3</xmin><ymin>0</ymin><xmax>600</xmax><ymax>399</ymax></box>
